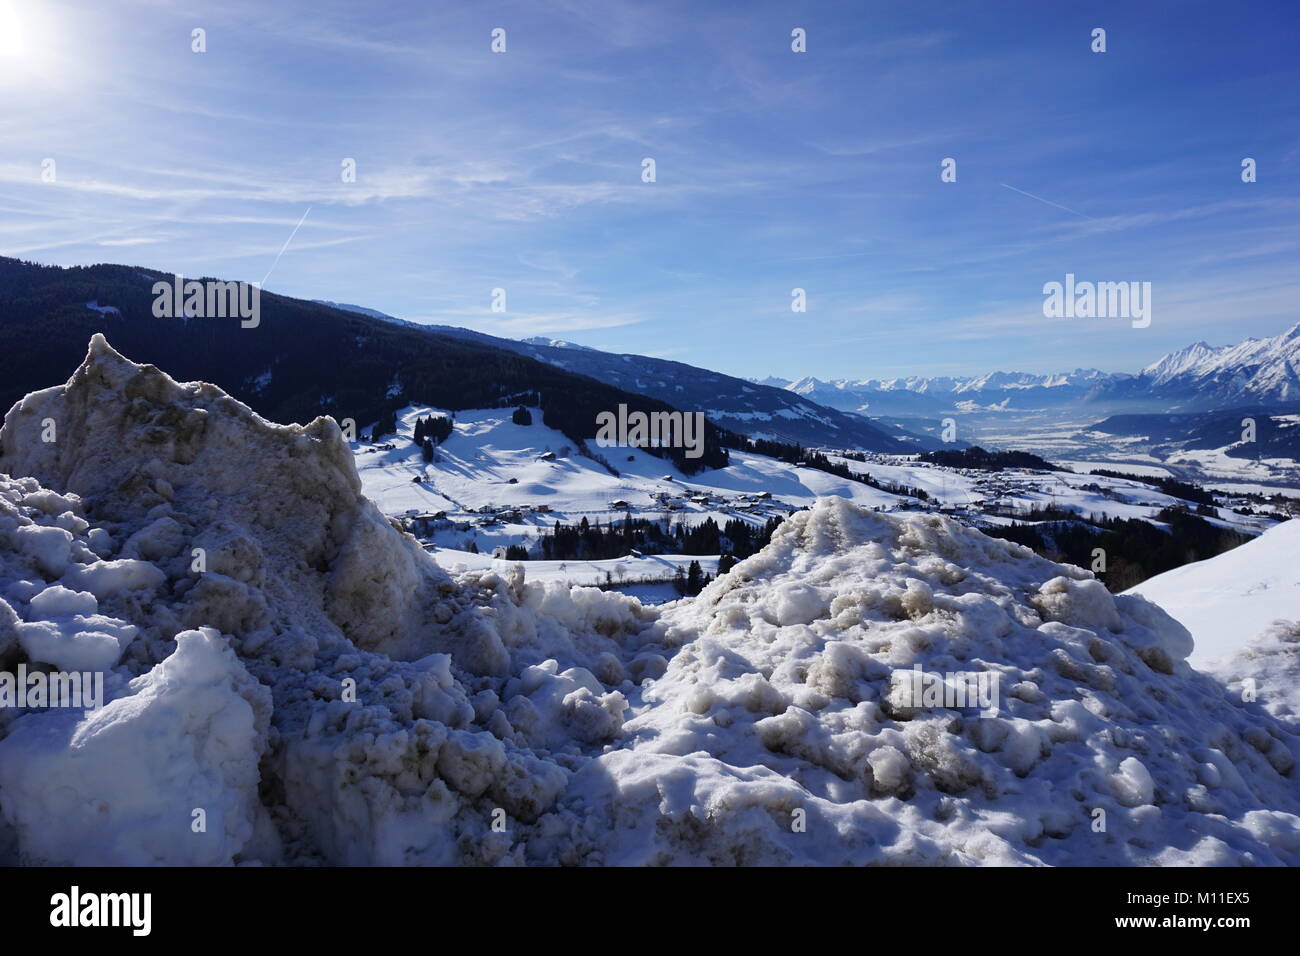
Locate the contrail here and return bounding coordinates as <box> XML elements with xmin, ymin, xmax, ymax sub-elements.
<box><xmin>999</xmin><ymin>183</ymin><xmax>1093</xmax><ymax>220</ymax></box>
<box><xmin>260</xmin><ymin>206</ymin><xmax>312</xmax><ymax>287</ymax></box>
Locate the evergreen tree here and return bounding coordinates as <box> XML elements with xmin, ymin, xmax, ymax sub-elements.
<box><xmin>686</xmin><ymin>560</ymin><xmax>704</xmax><ymax>595</ymax></box>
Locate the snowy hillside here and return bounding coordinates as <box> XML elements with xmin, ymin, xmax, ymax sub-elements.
<box><xmin>0</xmin><ymin>337</ymin><xmax>1297</xmax><ymax>866</ymax></box>
<box><xmin>349</xmin><ymin>404</ymin><xmax>1279</xmax><ymax>601</ymax></box>
<box><xmin>357</xmin><ymin>408</ymin><xmax>1275</xmax><ymax>535</ymax></box>
<box><xmin>1127</xmin><ymin>520</ymin><xmax>1300</xmax><ymax>667</ymax></box>
<box><xmin>357</xmin><ymin>405</ymin><xmax>902</xmax><ymax>517</ymax></box>
<box><xmin>352</xmin><ymin>404</ymin><xmax>901</xmax><ymax>591</ymax></box>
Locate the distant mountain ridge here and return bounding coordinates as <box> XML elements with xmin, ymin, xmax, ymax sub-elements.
<box><xmin>314</xmin><ymin>302</ymin><xmax>945</xmax><ymax>451</ymax></box>
<box><xmin>0</xmin><ymin>258</ymin><xmax>731</xmax><ymax>472</ymax></box>
<box><xmin>1133</xmin><ymin>323</ymin><xmax>1300</xmax><ymax>402</ymax></box>
<box><xmin>775</xmin><ymin>322</ymin><xmax>1300</xmax><ymax>417</ymax></box>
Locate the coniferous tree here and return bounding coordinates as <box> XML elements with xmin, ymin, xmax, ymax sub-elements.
<box><xmin>686</xmin><ymin>560</ymin><xmax>703</xmax><ymax>595</ymax></box>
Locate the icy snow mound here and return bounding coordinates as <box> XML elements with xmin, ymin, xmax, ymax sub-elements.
<box><xmin>0</xmin><ymin>628</ymin><xmax>271</xmax><ymax>865</ymax></box>
<box><xmin>1126</xmin><ymin>518</ymin><xmax>1300</xmax><ymax>667</ymax></box>
<box><xmin>573</xmin><ymin>499</ymin><xmax>1300</xmax><ymax>865</ymax></box>
<box><xmin>0</xmin><ymin>336</ymin><xmax>660</xmax><ymax>865</ymax></box>
<box><xmin>0</xmin><ymin>473</ymin><xmax>162</xmax><ymax>694</ymax></box>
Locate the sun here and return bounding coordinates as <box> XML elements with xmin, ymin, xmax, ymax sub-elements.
<box><xmin>0</xmin><ymin>0</ymin><xmax>28</xmax><ymax>61</ymax></box>
<box><xmin>0</xmin><ymin>0</ymin><xmax>58</xmax><ymax>73</ymax></box>
<box><xmin>0</xmin><ymin>2</ymin><xmax>101</xmax><ymax>94</ymax></box>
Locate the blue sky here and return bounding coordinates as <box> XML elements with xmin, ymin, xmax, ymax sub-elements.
<box><xmin>2</xmin><ymin>0</ymin><xmax>1298</xmax><ymax>381</ymax></box>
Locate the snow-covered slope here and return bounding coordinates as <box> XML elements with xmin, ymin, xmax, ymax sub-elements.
<box><xmin>1207</xmin><ymin>621</ymin><xmax>1300</xmax><ymax>728</ymax></box>
<box><xmin>356</xmin><ymin>405</ymin><xmax>903</xmax><ymax>520</ymax></box>
<box><xmin>0</xmin><ymin>337</ymin><xmax>1297</xmax><ymax>866</ymax></box>
<box><xmin>1127</xmin><ymin>519</ymin><xmax>1300</xmax><ymax>667</ymax></box>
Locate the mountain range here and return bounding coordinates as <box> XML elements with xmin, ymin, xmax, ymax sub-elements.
<box><xmin>317</xmin><ymin>302</ymin><xmax>940</xmax><ymax>451</ymax></box>
<box><xmin>0</xmin><ymin>257</ymin><xmax>936</xmax><ymax>482</ymax></box>
<box><xmin>6</xmin><ymin>256</ymin><xmax>1297</xmax><ymax>469</ymax></box>
<box><xmin>772</xmin><ymin>323</ymin><xmax>1300</xmax><ymax>418</ymax></box>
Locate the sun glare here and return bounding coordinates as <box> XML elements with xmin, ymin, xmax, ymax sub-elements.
<box><xmin>0</xmin><ymin>0</ymin><xmax>27</xmax><ymax>61</ymax></box>
<box><xmin>0</xmin><ymin>0</ymin><xmax>71</xmax><ymax>86</ymax></box>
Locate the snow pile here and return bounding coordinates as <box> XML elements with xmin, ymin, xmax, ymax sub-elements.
<box><xmin>0</xmin><ymin>336</ymin><xmax>659</xmax><ymax>865</ymax></box>
<box><xmin>0</xmin><ymin>336</ymin><xmax>1296</xmax><ymax>866</ymax></box>
<box><xmin>0</xmin><ymin>628</ymin><xmax>271</xmax><ymax>865</ymax></box>
<box><xmin>578</xmin><ymin>499</ymin><xmax>1300</xmax><ymax>865</ymax></box>
<box><xmin>0</xmin><ymin>474</ymin><xmax>161</xmax><ymax>692</ymax></box>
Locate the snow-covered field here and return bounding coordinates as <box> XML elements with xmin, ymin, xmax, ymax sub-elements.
<box><xmin>355</xmin><ymin>405</ymin><xmax>893</xmax><ymax>519</ymax></box>
<box><xmin>1168</xmin><ymin>447</ymin><xmax>1300</xmax><ymax>484</ymax></box>
<box><xmin>827</xmin><ymin>454</ymin><xmax>1275</xmax><ymax>536</ymax></box>
<box><xmin>353</xmin><ymin>405</ymin><xmax>890</xmax><ymax>595</ymax></box>
<box><xmin>0</xmin><ymin>337</ymin><xmax>1297</xmax><ymax>867</ymax></box>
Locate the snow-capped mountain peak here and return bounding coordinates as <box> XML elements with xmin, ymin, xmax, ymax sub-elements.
<box><xmin>1137</xmin><ymin>322</ymin><xmax>1300</xmax><ymax>401</ymax></box>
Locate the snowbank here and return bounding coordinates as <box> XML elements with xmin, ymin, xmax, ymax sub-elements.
<box><xmin>0</xmin><ymin>629</ymin><xmax>271</xmax><ymax>865</ymax></box>
<box><xmin>1127</xmin><ymin>519</ymin><xmax>1300</xmax><ymax>666</ymax></box>
<box><xmin>0</xmin><ymin>336</ymin><xmax>1296</xmax><ymax>866</ymax></box>
<box><xmin>573</xmin><ymin>499</ymin><xmax>1300</xmax><ymax>865</ymax></box>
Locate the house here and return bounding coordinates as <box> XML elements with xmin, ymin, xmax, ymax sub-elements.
<box><xmin>535</xmin><ymin>504</ymin><xmax>551</xmax><ymax>513</ymax></box>
<box><xmin>538</xmin><ymin>451</ymin><xmax>556</xmax><ymax>461</ymax></box>
<box><xmin>755</xmin><ymin>491</ymin><xmax>772</xmax><ymax>500</ymax></box>
<box><xmin>609</xmin><ymin>499</ymin><xmax>630</xmax><ymax>509</ymax></box>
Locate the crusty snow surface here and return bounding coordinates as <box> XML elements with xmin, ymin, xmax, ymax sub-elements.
<box><xmin>0</xmin><ymin>336</ymin><xmax>1297</xmax><ymax>866</ymax></box>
